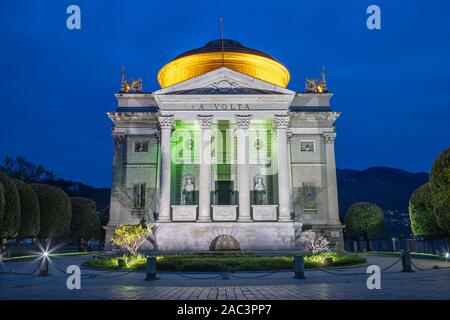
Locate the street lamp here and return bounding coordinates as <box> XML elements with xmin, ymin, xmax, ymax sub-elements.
<box><xmin>446</xmin><ymin>252</ymin><xmax>449</xmax><ymax>262</ymax></box>
<box><xmin>392</xmin><ymin>237</ymin><xmax>396</xmax><ymax>252</ymax></box>
<box><xmin>39</xmin><ymin>250</ymin><xmax>49</xmax><ymax>277</ymax></box>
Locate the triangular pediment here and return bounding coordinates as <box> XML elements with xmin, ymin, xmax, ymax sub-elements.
<box><xmin>154</xmin><ymin>67</ymin><xmax>295</xmax><ymax>95</ymax></box>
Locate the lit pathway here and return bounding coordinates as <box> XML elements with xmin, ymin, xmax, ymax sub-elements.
<box><xmin>1</xmin><ymin>255</ymin><xmax>449</xmax><ymax>300</ymax></box>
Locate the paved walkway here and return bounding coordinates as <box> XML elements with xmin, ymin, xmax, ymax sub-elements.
<box><xmin>1</xmin><ymin>255</ymin><xmax>449</xmax><ymax>300</ymax></box>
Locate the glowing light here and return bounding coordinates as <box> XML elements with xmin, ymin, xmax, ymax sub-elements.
<box><xmin>43</xmin><ymin>251</ymin><xmax>49</xmax><ymax>258</ymax></box>
<box><xmin>446</xmin><ymin>253</ymin><xmax>449</xmax><ymax>261</ymax></box>
<box><xmin>157</xmin><ymin>51</ymin><xmax>290</xmax><ymax>88</ymax></box>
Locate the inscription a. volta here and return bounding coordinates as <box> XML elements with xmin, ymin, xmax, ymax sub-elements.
<box><xmin>194</xmin><ymin>103</ymin><xmax>251</xmax><ymax>110</ymax></box>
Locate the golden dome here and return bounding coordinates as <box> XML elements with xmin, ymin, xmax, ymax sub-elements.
<box><xmin>157</xmin><ymin>39</ymin><xmax>290</xmax><ymax>88</ymax></box>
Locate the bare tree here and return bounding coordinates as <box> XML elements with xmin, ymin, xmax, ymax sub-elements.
<box><xmin>300</xmin><ymin>230</ymin><xmax>330</xmax><ymax>254</ymax></box>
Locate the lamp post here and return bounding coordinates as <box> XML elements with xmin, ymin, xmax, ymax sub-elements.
<box><xmin>392</xmin><ymin>237</ymin><xmax>396</xmax><ymax>252</ymax></box>
<box><xmin>38</xmin><ymin>252</ymin><xmax>49</xmax><ymax>277</ymax></box>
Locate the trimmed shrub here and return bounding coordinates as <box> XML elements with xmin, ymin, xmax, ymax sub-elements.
<box><xmin>345</xmin><ymin>202</ymin><xmax>384</xmax><ymax>251</ymax></box>
<box><xmin>70</xmin><ymin>197</ymin><xmax>101</xmax><ymax>250</ymax></box>
<box><xmin>409</xmin><ymin>183</ymin><xmax>444</xmax><ymax>238</ymax></box>
<box><xmin>0</xmin><ymin>172</ymin><xmax>21</xmax><ymax>238</ymax></box>
<box><xmin>31</xmin><ymin>184</ymin><xmax>71</xmax><ymax>238</ymax></box>
<box><xmin>429</xmin><ymin>147</ymin><xmax>450</xmax><ymax>238</ymax></box>
<box><xmin>13</xmin><ymin>179</ymin><xmax>40</xmax><ymax>238</ymax></box>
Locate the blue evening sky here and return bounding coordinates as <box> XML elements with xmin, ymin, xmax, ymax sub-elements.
<box><xmin>0</xmin><ymin>0</ymin><xmax>449</xmax><ymax>187</ymax></box>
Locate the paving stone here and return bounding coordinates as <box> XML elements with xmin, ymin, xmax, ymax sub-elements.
<box><xmin>1</xmin><ymin>255</ymin><xmax>449</xmax><ymax>300</ymax></box>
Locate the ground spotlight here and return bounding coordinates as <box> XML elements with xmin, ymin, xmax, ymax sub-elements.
<box><xmin>39</xmin><ymin>253</ymin><xmax>49</xmax><ymax>277</ymax></box>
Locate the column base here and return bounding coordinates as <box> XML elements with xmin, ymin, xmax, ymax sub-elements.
<box><xmin>158</xmin><ymin>217</ymin><xmax>171</xmax><ymax>223</ymax></box>
<box><xmin>197</xmin><ymin>218</ymin><xmax>212</xmax><ymax>222</ymax></box>
<box><xmin>238</xmin><ymin>218</ymin><xmax>252</xmax><ymax>222</ymax></box>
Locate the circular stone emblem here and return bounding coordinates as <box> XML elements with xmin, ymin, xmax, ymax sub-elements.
<box><xmin>209</xmin><ymin>235</ymin><xmax>240</xmax><ymax>251</ymax></box>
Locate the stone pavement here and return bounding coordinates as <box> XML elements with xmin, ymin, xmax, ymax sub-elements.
<box><xmin>1</xmin><ymin>255</ymin><xmax>449</xmax><ymax>300</ymax></box>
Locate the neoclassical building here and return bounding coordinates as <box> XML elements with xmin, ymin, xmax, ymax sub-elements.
<box><xmin>105</xmin><ymin>39</ymin><xmax>344</xmax><ymax>251</ymax></box>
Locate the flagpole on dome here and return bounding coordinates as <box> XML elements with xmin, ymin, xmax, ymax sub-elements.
<box><xmin>220</xmin><ymin>16</ymin><xmax>225</xmax><ymax>67</ymax></box>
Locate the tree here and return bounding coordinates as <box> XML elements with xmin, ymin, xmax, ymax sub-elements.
<box><xmin>0</xmin><ymin>172</ymin><xmax>21</xmax><ymax>240</ymax></box>
<box><xmin>13</xmin><ymin>180</ymin><xmax>40</xmax><ymax>242</ymax></box>
<box><xmin>70</xmin><ymin>197</ymin><xmax>101</xmax><ymax>251</ymax></box>
<box><xmin>111</xmin><ymin>224</ymin><xmax>151</xmax><ymax>256</ymax></box>
<box><xmin>31</xmin><ymin>184</ymin><xmax>71</xmax><ymax>239</ymax></box>
<box><xmin>345</xmin><ymin>202</ymin><xmax>384</xmax><ymax>251</ymax></box>
<box><xmin>300</xmin><ymin>230</ymin><xmax>330</xmax><ymax>254</ymax></box>
<box><xmin>429</xmin><ymin>147</ymin><xmax>450</xmax><ymax>241</ymax></box>
<box><xmin>409</xmin><ymin>183</ymin><xmax>444</xmax><ymax>238</ymax></box>
<box><xmin>0</xmin><ymin>156</ymin><xmax>56</xmax><ymax>183</ymax></box>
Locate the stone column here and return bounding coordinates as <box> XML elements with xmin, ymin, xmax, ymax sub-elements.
<box><xmin>198</xmin><ymin>115</ymin><xmax>213</xmax><ymax>222</ymax></box>
<box><xmin>158</xmin><ymin>115</ymin><xmax>174</xmax><ymax>222</ymax></box>
<box><xmin>105</xmin><ymin>130</ymin><xmax>127</xmax><ymax>250</ymax></box>
<box><xmin>236</xmin><ymin>114</ymin><xmax>252</xmax><ymax>221</ymax></box>
<box><xmin>108</xmin><ymin>131</ymin><xmax>126</xmax><ymax>224</ymax></box>
<box><xmin>323</xmin><ymin>131</ymin><xmax>340</xmax><ymax>224</ymax></box>
<box><xmin>274</xmin><ymin>115</ymin><xmax>292</xmax><ymax>221</ymax></box>
<box><xmin>287</xmin><ymin>132</ymin><xmax>294</xmax><ymax>217</ymax></box>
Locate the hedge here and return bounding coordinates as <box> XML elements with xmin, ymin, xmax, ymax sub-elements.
<box><xmin>70</xmin><ymin>197</ymin><xmax>101</xmax><ymax>243</ymax></box>
<box><xmin>14</xmin><ymin>179</ymin><xmax>40</xmax><ymax>238</ymax></box>
<box><xmin>31</xmin><ymin>184</ymin><xmax>71</xmax><ymax>238</ymax></box>
<box><xmin>429</xmin><ymin>147</ymin><xmax>450</xmax><ymax>237</ymax></box>
<box><xmin>0</xmin><ymin>172</ymin><xmax>21</xmax><ymax>238</ymax></box>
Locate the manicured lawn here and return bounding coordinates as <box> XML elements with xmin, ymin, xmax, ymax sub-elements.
<box><xmin>362</xmin><ymin>251</ymin><xmax>445</xmax><ymax>260</ymax></box>
<box><xmin>82</xmin><ymin>252</ymin><xmax>366</xmax><ymax>272</ymax></box>
<box><xmin>4</xmin><ymin>251</ymin><xmax>99</xmax><ymax>262</ymax></box>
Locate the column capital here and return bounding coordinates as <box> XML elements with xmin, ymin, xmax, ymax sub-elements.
<box><xmin>322</xmin><ymin>132</ymin><xmax>336</xmax><ymax>144</ymax></box>
<box><xmin>274</xmin><ymin>115</ymin><xmax>290</xmax><ymax>129</ymax></box>
<box><xmin>158</xmin><ymin>115</ymin><xmax>174</xmax><ymax>130</ymax></box>
<box><xmin>197</xmin><ymin>114</ymin><xmax>214</xmax><ymax>129</ymax></box>
<box><xmin>235</xmin><ymin>114</ymin><xmax>252</xmax><ymax>129</ymax></box>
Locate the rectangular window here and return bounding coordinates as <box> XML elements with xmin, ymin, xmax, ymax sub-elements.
<box><xmin>300</xmin><ymin>141</ymin><xmax>315</xmax><ymax>152</ymax></box>
<box><xmin>134</xmin><ymin>141</ymin><xmax>149</xmax><ymax>152</ymax></box>
<box><xmin>133</xmin><ymin>183</ymin><xmax>146</xmax><ymax>209</ymax></box>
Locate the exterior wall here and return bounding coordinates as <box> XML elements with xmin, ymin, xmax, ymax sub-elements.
<box><xmin>290</xmin><ymin>133</ymin><xmax>329</xmax><ymax>224</ymax></box>
<box><xmin>122</xmin><ymin>134</ymin><xmax>159</xmax><ymax>224</ymax></box>
<box><xmin>141</xmin><ymin>222</ymin><xmax>300</xmax><ymax>251</ymax></box>
<box><xmin>105</xmin><ymin>127</ymin><xmax>159</xmax><ymax>249</ymax></box>
<box><xmin>288</xmin><ymin>112</ymin><xmax>345</xmax><ymax>251</ymax></box>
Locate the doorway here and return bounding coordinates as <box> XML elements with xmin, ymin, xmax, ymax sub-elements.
<box><xmin>215</xmin><ymin>180</ymin><xmax>234</xmax><ymax>204</ymax></box>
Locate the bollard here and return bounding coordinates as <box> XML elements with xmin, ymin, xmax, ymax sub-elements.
<box><xmin>401</xmin><ymin>250</ymin><xmax>413</xmax><ymax>272</ymax></box>
<box><xmin>145</xmin><ymin>256</ymin><xmax>157</xmax><ymax>281</ymax></box>
<box><xmin>38</xmin><ymin>258</ymin><xmax>49</xmax><ymax>277</ymax></box>
<box><xmin>293</xmin><ymin>256</ymin><xmax>305</xmax><ymax>279</ymax></box>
